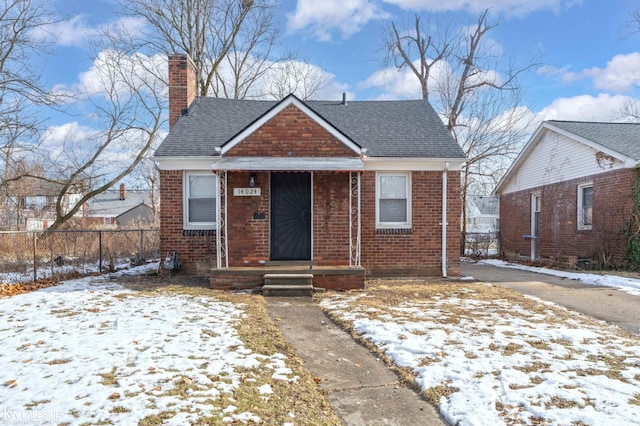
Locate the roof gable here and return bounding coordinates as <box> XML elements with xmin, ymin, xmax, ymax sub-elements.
<box><xmin>221</xmin><ymin>94</ymin><xmax>360</xmax><ymax>156</ymax></box>
<box><xmin>494</xmin><ymin>121</ymin><xmax>638</xmax><ymax>195</ymax></box>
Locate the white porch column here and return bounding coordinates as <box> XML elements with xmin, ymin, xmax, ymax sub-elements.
<box><xmin>349</xmin><ymin>172</ymin><xmax>361</xmax><ymax>267</ymax></box>
<box><xmin>216</xmin><ymin>170</ymin><xmax>228</xmax><ymax>269</ymax></box>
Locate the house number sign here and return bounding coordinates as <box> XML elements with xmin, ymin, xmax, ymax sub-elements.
<box><xmin>233</xmin><ymin>188</ymin><xmax>261</xmax><ymax>196</ymax></box>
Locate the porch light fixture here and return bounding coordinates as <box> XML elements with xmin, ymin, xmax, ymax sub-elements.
<box><xmin>249</xmin><ymin>172</ymin><xmax>257</xmax><ymax>187</ymax></box>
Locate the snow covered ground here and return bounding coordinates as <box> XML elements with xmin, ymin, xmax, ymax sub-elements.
<box><xmin>0</xmin><ymin>264</ymin><xmax>299</xmax><ymax>425</ymax></box>
<box><xmin>477</xmin><ymin>259</ymin><xmax>640</xmax><ymax>296</ymax></box>
<box><xmin>0</xmin><ymin>257</ymin><xmax>137</xmax><ymax>284</ymax></box>
<box><xmin>321</xmin><ymin>286</ymin><xmax>640</xmax><ymax>426</ymax></box>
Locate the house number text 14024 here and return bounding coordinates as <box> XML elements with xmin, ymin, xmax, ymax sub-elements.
<box><xmin>233</xmin><ymin>188</ymin><xmax>261</xmax><ymax>196</ymax></box>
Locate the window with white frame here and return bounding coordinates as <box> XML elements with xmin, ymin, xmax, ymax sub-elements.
<box><xmin>376</xmin><ymin>172</ymin><xmax>411</xmax><ymax>228</ymax></box>
<box><xmin>577</xmin><ymin>182</ymin><xmax>593</xmax><ymax>230</ymax></box>
<box><xmin>184</xmin><ymin>172</ymin><xmax>217</xmax><ymax>229</ymax></box>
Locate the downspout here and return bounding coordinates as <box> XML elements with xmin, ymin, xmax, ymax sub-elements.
<box><xmin>442</xmin><ymin>163</ymin><xmax>449</xmax><ymax>278</ymax></box>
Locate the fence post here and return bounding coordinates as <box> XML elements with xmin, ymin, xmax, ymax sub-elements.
<box><xmin>99</xmin><ymin>230</ymin><xmax>102</xmax><ymax>272</ymax></box>
<box><xmin>32</xmin><ymin>231</ymin><xmax>37</xmax><ymax>282</ymax></box>
<box><xmin>139</xmin><ymin>230</ymin><xmax>144</xmax><ymax>264</ymax></box>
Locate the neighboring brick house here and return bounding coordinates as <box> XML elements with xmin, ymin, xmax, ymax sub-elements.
<box><xmin>153</xmin><ymin>54</ymin><xmax>466</xmax><ymax>290</ymax></box>
<box><xmin>494</xmin><ymin>120</ymin><xmax>640</xmax><ymax>267</ymax></box>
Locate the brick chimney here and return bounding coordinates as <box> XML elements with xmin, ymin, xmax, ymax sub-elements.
<box><xmin>168</xmin><ymin>54</ymin><xmax>197</xmax><ymax>130</ymax></box>
<box><xmin>119</xmin><ymin>183</ymin><xmax>126</xmax><ymax>200</ymax></box>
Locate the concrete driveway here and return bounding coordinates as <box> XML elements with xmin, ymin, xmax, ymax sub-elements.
<box><xmin>461</xmin><ymin>261</ymin><xmax>640</xmax><ymax>335</ymax></box>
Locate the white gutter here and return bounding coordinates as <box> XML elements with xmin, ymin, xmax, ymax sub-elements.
<box><xmin>442</xmin><ymin>162</ymin><xmax>449</xmax><ymax>278</ymax></box>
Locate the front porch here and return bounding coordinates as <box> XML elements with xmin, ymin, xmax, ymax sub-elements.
<box><xmin>210</xmin><ymin>264</ymin><xmax>366</xmax><ymax>291</ymax></box>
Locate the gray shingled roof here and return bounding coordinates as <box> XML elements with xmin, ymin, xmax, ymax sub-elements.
<box><xmin>154</xmin><ymin>97</ymin><xmax>465</xmax><ymax>159</ymax></box>
<box><xmin>549</xmin><ymin>120</ymin><xmax>640</xmax><ymax>160</ymax></box>
<box><xmin>86</xmin><ymin>190</ymin><xmax>153</xmax><ymax>217</ymax></box>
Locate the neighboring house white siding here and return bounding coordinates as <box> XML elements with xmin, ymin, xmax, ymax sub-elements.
<box><xmin>500</xmin><ymin>130</ymin><xmax>625</xmax><ymax>194</ymax></box>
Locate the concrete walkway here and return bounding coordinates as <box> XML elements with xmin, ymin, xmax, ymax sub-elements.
<box><xmin>265</xmin><ymin>297</ymin><xmax>445</xmax><ymax>426</ymax></box>
<box><xmin>461</xmin><ymin>261</ymin><xmax>640</xmax><ymax>334</ymax></box>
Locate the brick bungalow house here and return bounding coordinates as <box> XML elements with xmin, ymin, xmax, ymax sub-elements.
<box><xmin>153</xmin><ymin>54</ymin><xmax>466</xmax><ymax>290</ymax></box>
<box><xmin>494</xmin><ymin>120</ymin><xmax>640</xmax><ymax>267</ymax></box>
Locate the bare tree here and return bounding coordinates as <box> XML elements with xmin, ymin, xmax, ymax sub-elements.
<box><xmin>625</xmin><ymin>8</ymin><xmax>640</xmax><ymax>36</ymax></box>
<box><xmin>383</xmin><ymin>14</ymin><xmax>451</xmax><ymax>100</ymax></box>
<box><xmin>264</xmin><ymin>58</ymin><xmax>331</xmax><ymax>100</ymax></box>
<box><xmin>383</xmin><ymin>9</ymin><xmax>537</xmax><ymax>246</ymax></box>
<box><xmin>117</xmin><ymin>0</ymin><xmax>278</xmax><ymax>98</ymax></box>
<box><xmin>6</xmin><ymin>50</ymin><xmax>166</xmax><ymax>231</ymax></box>
<box><xmin>0</xmin><ymin>0</ymin><xmax>59</xmax><ymax>217</ymax></box>
<box><xmin>619</xmin><ymin>9</ymin><xmax>640</xmax><ymax>119</ymax></box>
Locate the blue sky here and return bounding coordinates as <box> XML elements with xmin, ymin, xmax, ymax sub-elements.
<box><xmin>35</xmin><ymin>0</ymin><xmax>640</xmax><ymax>148</ymax></box>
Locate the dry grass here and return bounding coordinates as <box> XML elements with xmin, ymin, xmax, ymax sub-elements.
<box><xmin>119</xmin><ymin>279</ymin><xmax>341</xmax><ymax>426</ymax></box>
<box><xmin>0</xmin><ymin>278</ymin><xmax>60</xmax><ymax>298</ymax></box>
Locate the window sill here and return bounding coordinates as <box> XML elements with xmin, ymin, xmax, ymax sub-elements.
<box><xmin>376</xmin><ymin>228</ymin><xmax>412</xmax><ymax>235</ymax></box>
<box><xmin>183</xmin><ymin>229</ymin><xmax>216</xmax><ymax>237</ymax></box>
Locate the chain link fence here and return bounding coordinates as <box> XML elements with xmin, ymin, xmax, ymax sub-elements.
<box><xmin>462</xmin><ymin>231</ymin><xmax>500</xmax><ymax>258</ymax></box>
<box><xmin>0</xmin><ymin>229</ymin><xmax>160</xmax><ymax>284</ymax></box>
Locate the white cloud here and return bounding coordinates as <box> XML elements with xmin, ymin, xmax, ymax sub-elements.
<box><xmin>287</xmin><ymin>0</ymin><xmax>389</xmax><ymax>41</ymax></box>
<box><xmin>211</xmin><ymin>54</ymin><xmax>351</xmax><ymax>101</ymax></box>
<box><xmin>55</xmin><ymin>51</ymin><xmax>167</xmax><ymax>99</ymax></box>
<box><xmin>540</xmin><ymin>53</ymin><xmax>640</xmax><ymax>93</ymax></box>
<box><xmin>358</xmin><ymin>66</ymin><xmax>422</xmax><ymax>99</ymax></box>
<box><xmin>583</xmin><ymin>53</ymin><xmax>640</xmax><ymax>92</ymax></box>
<box><xmin>358</xmin><ymin>59</ymin><xmax>504</xmax><ymax>101</ymax></box>
<box><xmin>382</xmin><ymin>0</ymin><xmax>582</xmax><ymax>16</ymax></box>
<box><xmin>537</xmin><ymin>65</ymin><xmax>582</xmax><ymax>84</ymax></box>
<box><xmin>40</xmin><ymin>122</ymin><xmax>100</xmax><ymax>161</ymax></box>
<box><xmin>32</xmin><ymin>15</ymin><xmax>146</xmax><ymax>47</ymax></box>
<box><xmin>536</xmin><ymin>93</ymin><xmax>634</xmax><ymax>122</ymax></box>
<box><xmin>287</xmin><ymin>0</ymin><xmax>581</xmax><ymax>41</ymax></box>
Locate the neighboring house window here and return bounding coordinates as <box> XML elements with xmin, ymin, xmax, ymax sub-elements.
<box><xmin>104</xmin><ymin>217</ymin><xmax>112</xmax><ymax>225</ymax></box>
<box><xmin>376</xmin><ymin>172</ymin><xmax>411</xmax><ymax>229</ymax></box>
<box><xmin>184</xmin><ymin>172</ymin><xmax>217</xmax><ymax>229</ymax></box>
<box><xmin>577</xmin><ymin>183</ymin><xmax>593</xmax><ymax>230</ymax></box>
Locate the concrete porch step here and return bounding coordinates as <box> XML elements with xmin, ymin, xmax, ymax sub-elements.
<box><xmin>262</xmin><ymin>284</ymin><xmax>314</xmax><ymax>297</ymax></box>
<box><xmin>263</xmin><ymin>273</ymin><xmax>314</xmax><ymax>297</ymax></box>
<box><xmin>264</xmin><ymin>273</ymin><xmax>313</xmax><ymax>286</ymax></box>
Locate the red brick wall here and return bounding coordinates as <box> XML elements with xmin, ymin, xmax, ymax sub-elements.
<box><xmin>225</xmin><ymin>171</ymin><xmax>351</xmax><ymax>266</ymax></box>
<box><xmin>500</xmin><ymin>168</ymin><xmax>637</xmax><ymax>266</ymax></box>
<box><xmin>160</xmin><ymin>169</ymin><xmax>461</xmax><ymax>277</ymax></box>
<box><xmin>159</xmin><ymin>170</ymin><xmax>216</xmax><ymax>275</ymax></box>
<box><xmin>225</xmin><ymin>104</ymin><xmax>358</xmax><ymax>157</ymax></box>
<box><xmin>210</xmin><ymin>271</ymin><xmax>364</xmax><ymax>290</ymax></box>
<box><xmin>360</xmin><ymin>170</ymin><xmax>461</xmax><ymax>277</ymax></box>
<box><xmin>168</xmin><ymin>54</ymin><xmax>196</xmax><ymax>130</ymax></box>
<box><xmin>227</xmin><ymin>171</ymin><xmax>270</xmax><ymax>266</ymax></box>
<box><xmin>313</xmin><ymin>172</ymin><xmax>351</xmax><ymax>265</ymax></box>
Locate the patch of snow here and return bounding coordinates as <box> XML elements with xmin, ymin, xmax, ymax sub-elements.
<box><xmin>477</xmin><ymin>259</ymin><xmax>640</xmax><ymax>296</ymax></box>
<box><xmin>322</xmin><ymin>292</ymin><xmax>640</xmax><ymax>426</ymax></box>
<box><xmin>258</xmin><ymin>384</ymin><xmax>273</xmax><ymax>395</ymax></box>
<box><xmin>0</xmin><ymin>263</ymin><xmax>292</xmax><ymax>424</ymax></box>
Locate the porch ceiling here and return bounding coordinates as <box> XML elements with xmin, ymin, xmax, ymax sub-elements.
<box><xmin>211</xmin><ymin>157</ymin><xmax>364</xmax><ymax>172</ymax></box>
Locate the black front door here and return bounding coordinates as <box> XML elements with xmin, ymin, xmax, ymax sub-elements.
<box><xmin>271</xmin><ymin>172</ymin><xmax>311</xmax><ymax>260</ymax></box>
